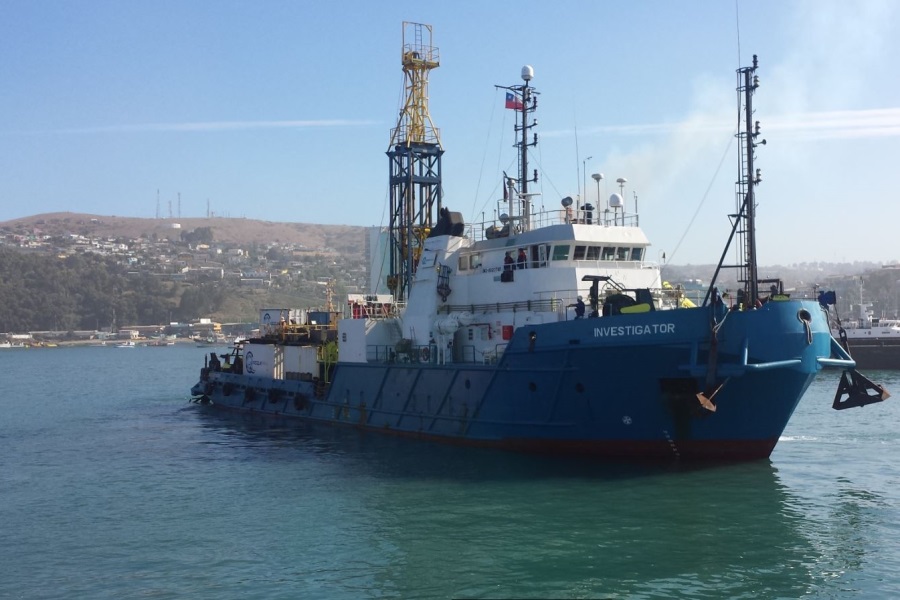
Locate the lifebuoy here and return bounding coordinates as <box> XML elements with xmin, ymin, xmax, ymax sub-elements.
<box><xmin>421</xmin><ymin>347</ymin><xmax>430</xmax><ymax>362</ymax></box>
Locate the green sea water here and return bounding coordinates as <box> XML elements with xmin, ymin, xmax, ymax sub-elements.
<box><xmin>1</xmin><ymin>345</ymin><xmax>898</xmax><ymax>599</ymax></box>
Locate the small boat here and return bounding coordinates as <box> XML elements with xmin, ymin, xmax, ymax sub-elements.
<box><xmin>190</xmin><ymin>49</ymin><xmax>888</xmax><ymax>460</ymax></box>
<box><xmin>195</xmin><ymin>331</ymin><xmax>228</xmax><ymax>347</ymax></box>
<box><xmin>115</xmin><ymin>340</ymin><xmax>136</xmax><ymax>348</ymax></box>
<box><xmin>147</xmin><ymin>335</ymin><xmax>176</xmax><ymax>347</ymax></box>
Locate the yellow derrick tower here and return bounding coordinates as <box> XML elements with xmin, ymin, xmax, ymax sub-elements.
<box><xmin>386</xmin><ymin>22</ymin><xmax>444</xmax><ymax>302</ymax></box>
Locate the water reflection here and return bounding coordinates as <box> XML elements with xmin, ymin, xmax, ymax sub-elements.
<box><xmin>184</xmin><ymin>406</ymin><xmax>890</xmax><ymax>598</ymax></box>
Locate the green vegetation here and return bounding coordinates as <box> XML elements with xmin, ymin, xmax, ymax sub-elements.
<box><xmin>0</xmin><ymin>248</ymin><xmax>348</xmax><ymax>333</ymax></box>
<box><xmin>0</xmin><ymin>249</ymin><xmax>177</xmax><ymax>332</ymax></box>
<box><xmin>180</xmin><ymin>226</ymin><xmax>214</xmax><ymax>245</ymax></box>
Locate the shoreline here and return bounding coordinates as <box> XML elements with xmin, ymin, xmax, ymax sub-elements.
<box><xmin>1</xmin><ymin>338</ymin><xmax>204</xmax><ymax>349</ymax></box>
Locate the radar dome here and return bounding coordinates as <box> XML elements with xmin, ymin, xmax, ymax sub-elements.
<box><xmin>521</xmin><ymin>65</ymin><xmax>534</xmax><ymax>81</ymax></box>
<box><xmin>609</xmin><ymin>193</ymin><xmax>624</xmax><ymax>208</ymax></box>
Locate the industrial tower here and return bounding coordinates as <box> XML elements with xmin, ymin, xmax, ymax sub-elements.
<box><xmin>386</xmin><ymin>22</ymin><xmax>443</xmax><ymax>302</ymax></box>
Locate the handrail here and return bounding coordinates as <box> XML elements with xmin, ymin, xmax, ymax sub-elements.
<box><xmin>438</xmin><ymin>298</ymin><xmax>562</xmax><ymax>315</ymax></box>
<box><xmin>467</xmin><ymin>208</ymin><xmax>641</xmax><ymax>242</ymax></box>
<box><xmin>818</xmin><ymin>337</ymin><xmax>856</xmax><ymax>369</ymax></box>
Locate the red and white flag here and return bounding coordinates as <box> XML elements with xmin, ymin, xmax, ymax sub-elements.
<box><xmin>505</xmin><ymin>92</ymin><xmax>523</xmax><ymax>111</ymax></box>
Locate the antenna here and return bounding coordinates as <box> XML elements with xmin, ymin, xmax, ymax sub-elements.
<box><xmin>581</xmin><ymin>156</ymin><xmax>592</xmax><ymax>220</ymax></box>
<box><xmin>591</xmin><ymin>173</ymin><xmax>604</xmax><ymax>212</ymax></box>
<box><xmin>495</xmin><ymin>65</ymin><xmax>539</xmax><ymax>232</ymax></box>
<box><xmin>739</xmin><ymin>54</ymin><xmax>762</xmax><ymax>303</ymax></box>
<box><xmin>704</xmin><ymin>54</ymin><xmax>764</xmax><ymax>307</ymax></box>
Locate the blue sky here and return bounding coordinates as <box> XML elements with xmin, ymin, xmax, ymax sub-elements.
<box><xmin>1</xmin><ymin>0</ymin><xmax>898</xmax><ymax>266</ymax></box>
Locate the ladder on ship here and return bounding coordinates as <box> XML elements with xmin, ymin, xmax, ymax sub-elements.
<box><xmin>704</xmin><ymin>55</ymin><xmax>764</xmax><ymax>307</ymax></box>
<box><xmin>733</xmin><ymin>57</ymin><xmax>762</xmax><ymax>303</ymax></box>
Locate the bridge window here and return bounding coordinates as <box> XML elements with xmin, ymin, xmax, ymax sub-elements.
<box><xmin>601</xmin><ymin>246</ymin><xmax>616</xmax><ymax>260</ymax></box>
<box><xmin>458</xmin><ymin>256</ymin><xmax>469</xmax><ymax>271</ymax></box>
<box><xmin>552</xmin><ymin>244</ymin><xmax>571</xmax><ymax>261</ymax></box>
<box><xmin>615</xmin><ymin>247</ymin><xmax>629</xmax><ymax>261</ymax></box>
<box><xmin>630</xmin><ymin>248</ymin><xmax>644</xmax><ymax>261</ymax></box>
<box><xmin>586</xmin><ymin>246</ymin><xmax>602</xmax><ymax>260</ymax></box>
<box><xmin>573</xmin><ymin>245</ymin><xmax>587</xmax><ymax>260</ymax></box>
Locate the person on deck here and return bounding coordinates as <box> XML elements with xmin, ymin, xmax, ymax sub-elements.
<box><xmin>575</xmin><ymin>296</ymin><xmax>586</xmax><ymax>319</ymax></box>
<box><xmin>516</xmin><ymin>248</ymin><xmax>527</xmax><ymax>269</ymax></box>
<box><xmin>504</xmin><ymin>252</ymin><xmax>514</xmax><ymax>271</ymax></box>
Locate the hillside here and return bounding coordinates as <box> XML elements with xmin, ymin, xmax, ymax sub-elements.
<box><xmin>0</xmin><ymin>212</ymin><xmax>366</xmax><ymax>254</ymax></box>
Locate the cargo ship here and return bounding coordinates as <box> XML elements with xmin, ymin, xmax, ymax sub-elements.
<box><xmin>191</xmin><ymin>46</ymin><xmax>886</xmax><ymax>460</ymax></box>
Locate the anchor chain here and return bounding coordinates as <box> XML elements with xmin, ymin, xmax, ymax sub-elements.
<box><xmin>696</xmin><ymin>291</ymin><xmax>726</xmax><ymax>413</ymax></box>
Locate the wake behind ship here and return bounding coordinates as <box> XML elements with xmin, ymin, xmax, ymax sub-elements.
<box><xmin>191</xmin><ymin>27</ymin><xmax>887</xmax><ymax>460</ymax></box>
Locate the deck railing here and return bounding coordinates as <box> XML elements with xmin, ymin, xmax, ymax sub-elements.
<box><xmin>467</xmin><ymin>208</ymin><xmax>640</xmax><ymax>242</ymax></box>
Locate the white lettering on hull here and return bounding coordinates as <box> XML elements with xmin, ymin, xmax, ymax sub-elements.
<box><xmin>594</xmin><ymin>323</ymin><xmax>676</xmax><ymax>337</ymax></box>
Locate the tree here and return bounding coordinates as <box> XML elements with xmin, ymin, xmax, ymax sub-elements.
<box><xmin>181</xmin><ymin>227</ymin><xmax>214</xmax><ymax>245</ymax></box>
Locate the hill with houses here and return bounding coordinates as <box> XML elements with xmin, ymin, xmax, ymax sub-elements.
<box><xmin>0</xmin><ymin>213</ymin><xmax>372</xmax><ymax>334</ymax></box>
<box><xmin>0</xmin><ymin>212</ymin><xmax>364</xmax><ymax>254</ymax></box>
<box><xmin>2</xmin><ymin>211</ymin><xmax>899</xmax><ymax>335</ymax></box>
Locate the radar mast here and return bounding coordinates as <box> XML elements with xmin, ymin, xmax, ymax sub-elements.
<box><xmin>496</xmin><ymin>66</ymin><xmax>539</xmax><ymax>233</ymax></box>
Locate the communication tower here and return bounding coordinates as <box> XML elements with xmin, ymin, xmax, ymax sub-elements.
<box><xmin>386</xmin><ymin>22</ymin><xmax>443</xmax><ymax>301</ymax></box>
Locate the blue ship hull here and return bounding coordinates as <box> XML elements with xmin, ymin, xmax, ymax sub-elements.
<box><xmin>191</xmin><ymin>299</ymin><xmax>848</xmax><ymax>460</ymax></box>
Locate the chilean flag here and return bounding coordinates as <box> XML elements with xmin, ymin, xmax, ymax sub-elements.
<box><xmin>505</xmin><ymin>92</ymin><xmax>523</xmax><ymax>110</ymax></box>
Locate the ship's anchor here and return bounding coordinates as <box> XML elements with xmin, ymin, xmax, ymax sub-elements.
<box><xmin>697</xmin><ymin>378</ymin><xmax>728</xmax><ymax>413</ymax></box>
<box><xmin>833</xmin><ymin>369</ymin><xmax>889</xmax><ymax>410</ymax></box>
<box><xmin>818</xmin><ymin>290</ymin><xmax>890</xmax><ymax>409</ymax></box>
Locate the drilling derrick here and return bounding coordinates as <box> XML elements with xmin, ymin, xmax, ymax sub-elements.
<box><xmin>386</xmin><ymin>22</ymin><xmax>443</xmax><ymax>302</ymax></box>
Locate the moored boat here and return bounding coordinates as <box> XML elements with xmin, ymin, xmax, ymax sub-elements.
<box><xmin>827</xmin><ymin>281</ymin><xmax>900</xmax><ymax>370</ymax></box>
<box><xmin>190</xmin><ymin>44</ymin><xmax>887</xmax><ymax>460</ymax></box>
<box><xmin>195</xmin><ymin>334</ymin><xmax>224</xmax><ymax>348</ymax></box>
<box><xmin>147</xmin><ymin>335</ymin><xmax>177</xmax><ymax>347</ymax></box>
